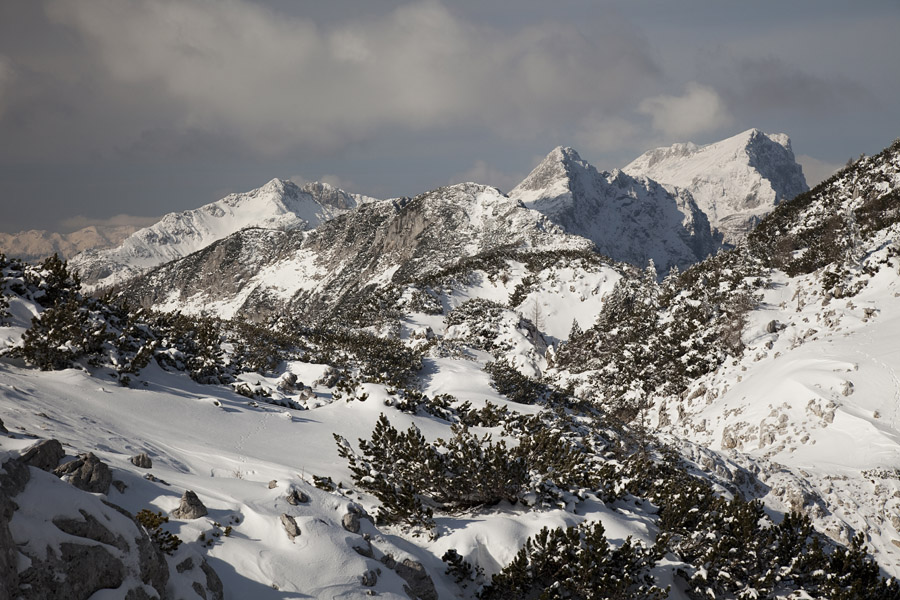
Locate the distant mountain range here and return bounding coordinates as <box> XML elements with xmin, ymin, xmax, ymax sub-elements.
<box><xmin>1</xmin><ymin>129</ymin><xmax>808</xmax><ymax>293</ymax></box>
<box><xmin>69</xmin><ymin>179</ymin><xmax>379</xmax><ymax>291</ymax></box>
<box><xmin>0</xmin><ymin>225</ymin><xmax>142</xmax><ymax>264</ymax></box>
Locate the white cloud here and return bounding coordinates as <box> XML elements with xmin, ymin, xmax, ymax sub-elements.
<box><xmin>638</xmin><ymin>82</ymin><xmax>732</xmax><ymax>139</ymax></box>
<box><xmin>796</xmin><ymin>154</ymin><xmax>843</xmax><ymax>187</ymax></box>
<box><xmin>59</xmin><ymin>213</ymin><xmax>160</xmax><ymax>231</ymax></box>
<box><xmin>43</xmin><ymin>0</ymin><xmax>658</xmax><ymax>155</ymax></box>
<box><xmin>289</xmin><ymin>174</ymin><xmax>360</xmax><ymax>194</ymax></box>
<box><xmin>449</xmin><ymin>160</ymin><xmax>525</xmax><ymax>194</ymax></box>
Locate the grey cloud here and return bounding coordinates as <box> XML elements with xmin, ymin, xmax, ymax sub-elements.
<box><xmin>723</xmin><ymin>56</ymin><xmax>873</xmax><ymax>115</ymax></box>
<box><xmin>638</xmin><ymin>83</ymin><xmax>733</xmax><ymax>139</ymax></box>
<box><xmin>31</xmin><ymin>0</ymin><xmax>659</xmax><ymax>159</ymax></box>
<box><xmin>796</xmin><ymin>154</ymin><xmax>843</xmax><ymax>187</ymax></box>
<box><xmin>448</xmin><ymin>160</ymin><xmax>526</xmax><ymax>194</ymax></box>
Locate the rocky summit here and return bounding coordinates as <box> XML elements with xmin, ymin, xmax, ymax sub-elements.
<box><xmin>624</xmin><ymin>128</ymin><xmax>809</xmax><ymax>244</ymax></box>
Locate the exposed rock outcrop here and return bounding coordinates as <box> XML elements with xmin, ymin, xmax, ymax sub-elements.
<box><xmin>1</xmin><ymin>454</ymin><xmax>175</xmax><ymax>600</ymax></box>
<box><xmin>285</xmin><ymin>488</ymin><xmax>309</xmax><ymax>505</ymax></box>
<box><xmin>130</xmin><ymin>452</ymin><xmax>152</xmax><ymax>469</ymax></box>
<box><xmin>53</xmin><ymin>452</ymin><xmax>112</xmax><ymax>494</ymax></box>
<box><xmin>171</xmin><ymin>490</ymin><xmax>208</xmax><ymax>520</ymax></box>
<box><xmin>380</xmin><ymin>555</ymin><xmax>437</xmax><ymax>600</ymax></box>
<box><xmin>21</xmin><ymin>439</ymin><xmax>64</xmax><ymax>472</ymax></box>
<box><xmin>280</xmin><ymin>514</ymin><xmax>301</xmax><ymax>540</ymax></box>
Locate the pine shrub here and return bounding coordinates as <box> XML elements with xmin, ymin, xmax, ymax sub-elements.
<box><xmin>136</xmin><ymin>509</ymin><xmax>182</xmax><ymax>555</ymax></box>
<box><xmin>480</xmin><ymin>522</ymin><xmax>667</xmax><ymax>600</ymax></box>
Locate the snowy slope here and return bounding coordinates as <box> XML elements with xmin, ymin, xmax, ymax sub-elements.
<box><xmin>624</xmin><ymin>129</ymin><xmax>808</xmax><ymax>244</ymax></box>
<box><xmin>69</xmin><ymin>179</ymin><xmax>378</xmax><ymax>292</ymax></box>
<box><xmin>0</xmin><ymin>313</ymin><xmax>674</xmax><ymax>599</ymax></box>
<box><xmin>510</xmin><ymin>147</ymin><xmax>721</xmax><ymax>274</ymax></box>
<box><xmin>654</xmin><ymin>140</ymin><xmax>900</xmax><ymax>576</ymax></box>
<box><xmin>656</xmin><ymin>229</ymin><xmax>900</xmax><ymax>575</ymax></box>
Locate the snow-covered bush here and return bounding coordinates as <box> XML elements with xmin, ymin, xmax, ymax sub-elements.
<box><xmin>335</xmin><ymin>413</ymin><xmax>598</xmax><ymax>529</ymax></box>
<box><xmin>484</xmin><ymin>358</ymin><xmax>549</xmax><ymax>404</ymax></box>
<box><xmin>136</xmin><ymin>509</ymin><xmax>182</xmax><ymax>555</ymax></box>
<box><xmin>21</xmin><ymin>298</ymin><xmax>112</xmax><ymax>370</ymax></box>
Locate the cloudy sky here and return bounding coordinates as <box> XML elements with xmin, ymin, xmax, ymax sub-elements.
<box><xmin>1</xmin><ymin>0</ymin><xmax>898</xmax><ymax>233</ymax></box>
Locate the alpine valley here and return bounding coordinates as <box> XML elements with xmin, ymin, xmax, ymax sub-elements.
<box><xmin>2</xmin><ymin>129</ymin><xmax>899</xmax><ymax>600</ymax></box>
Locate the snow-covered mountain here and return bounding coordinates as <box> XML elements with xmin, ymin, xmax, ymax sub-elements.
<box><xmin>0</xmin><ymin>224</ymin><xmax>143</xmax><ymax>263</ymax></box>
<box><xmin>122</xmin><ymin>183</ymin><xmax>597</xmax><ymax>325</ymax></box>
<box><xmin>624</xmin><ymin>128</ymin><xmax>808</xmax><ymax>244</ymax></box>
<box><xmin>69</xmin><ymin>179</ymin><xmax>378</xmax><ymax>291</ymax></box>
<box><xmin>510</xmin><ymin>146</ymin><xmax>722</xmax><ymax>274</ymax></box>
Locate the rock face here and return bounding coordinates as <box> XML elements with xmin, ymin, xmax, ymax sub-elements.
<box><xmin>70</xmin><ymin>179</ymin><xmax>377</xmax><ymax>292</ymax></box>
<box><xmin>342</xmin><ymin>512</ymin><xmax>361</xmax><ymax>534</ymax></box>
<box><xmin>379</xmin><ymin>556</ymin><xmax>437</xmax><ymax>600</ymax></box>
<box><xmin>510</xmin><ymin>146</ymin><xmax>722</xmax><ymax>273</ymax></box>
<box><xmin>0</xmin><ymin>458</ymin><xmax>29</xmax><ymax>600</ymax></box>
<box><xmin>0</xmin><ymin>454</ymin><xmax>179</xmax><ymax>600</ymax></box>
<box><xmin>21</xmin><ymin>439</ymin><xmax>65</xmax><ymax>472</ymax></box>
<box><xmin>175</xmin><ymin>555</ymin><xmax>224</xmax><ymax>600</ymax></box>
<box><xmin>624</xmin><ymin>128</ymin><xmax>808</xmax><ymax>244</ymax></box>
<box><xmin>171</xmin><ymin>490</ymin><xmax>208</xmax><ymax>520</ymax></box>
<box><xmin>53</xmin><ymin>452</ymin><xmax>112</xmax><ymax>494</ymax></box>
<box><xmin>285</xmin><ymin>488</ymin><xmax>309</xmax><ymax>505</ymax></box>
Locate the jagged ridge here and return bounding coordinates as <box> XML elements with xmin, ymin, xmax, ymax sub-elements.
<box><xmin>510</xmin><ymin>146</ymin><xmax>722</xmax><ymax>274</ymax></box>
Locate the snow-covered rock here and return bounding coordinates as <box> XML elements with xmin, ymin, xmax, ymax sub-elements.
<box><xmin>624</xmin><ymin>128</ymin><xmax>808</xmax><ymax>244</ymax></box>
<box><xmin>510</xmin><ymin>146</ymin><xmax>722</xmax><ymax>274</ymax></box>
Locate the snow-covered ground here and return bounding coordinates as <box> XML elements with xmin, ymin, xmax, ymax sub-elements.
<box><xmin>0</xmin><ymin>348</ymin><xmax>686</xmax><ymax>598</ymax></box>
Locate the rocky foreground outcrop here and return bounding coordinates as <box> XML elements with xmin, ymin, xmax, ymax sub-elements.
<box><xmin>0</xmin><ymin>440</ymin><xmax>222</xmax><ymax>600</ymax></box>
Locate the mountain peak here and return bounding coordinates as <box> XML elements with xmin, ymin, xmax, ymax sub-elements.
<box><xmin>624</xmin><ymin>129</ymin><xmax>808</xmax><ymax>243</ymax></box>
<box><xmin>547</xmin><ymin>145</ymin><xmax>584</xmax><ymax>164</ymax></box>
<box><xmin>510</xmin><ymin>146</ymin><xmax>590</xmax><ymax>199</ymax></box>
<box><xmin>70</xmin><ymin>178</ymin><xmax>378</xmax><ymax>291</ymax></box>
<box><xmin>509</xmin><ymin>147</ymin><xmax>722</xmax><ymax>272</ymax></box>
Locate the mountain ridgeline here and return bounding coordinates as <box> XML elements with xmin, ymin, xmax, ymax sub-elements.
<box><xmin>93</xmin><ymin>129</ymin><xmax>808</xmax><ymax>328</ymax></box>
<box><xmin>69</xmin><ymin>178</ymin><xmax>378</xmax><ymax>292</ymax></box>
